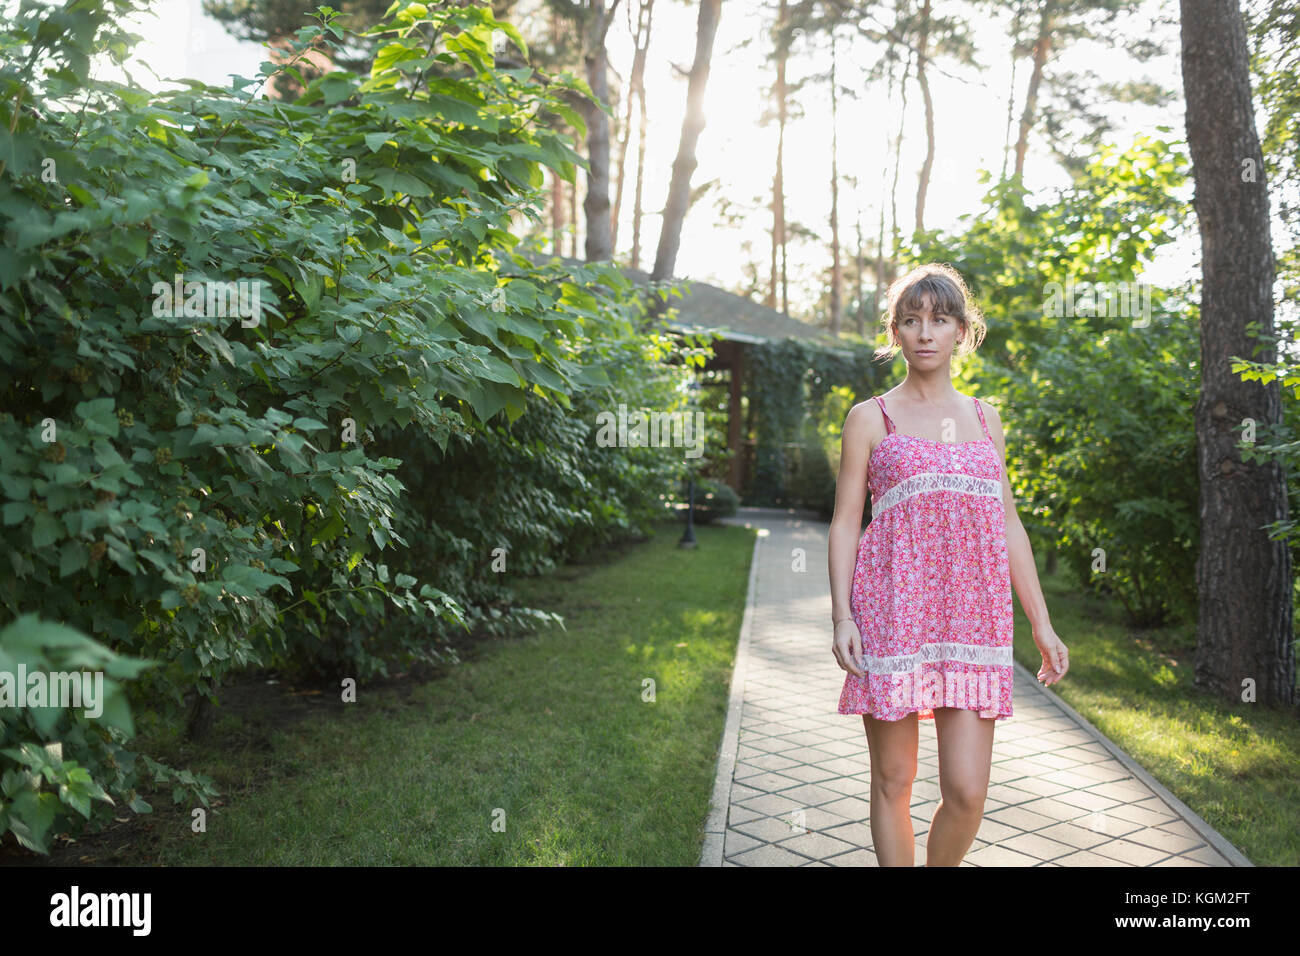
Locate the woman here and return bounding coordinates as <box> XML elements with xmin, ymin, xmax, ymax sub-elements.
<box><xmin>828</xmin><ymin>262</ymin><xmax>1069</xmax><ymax>867</ymax></box>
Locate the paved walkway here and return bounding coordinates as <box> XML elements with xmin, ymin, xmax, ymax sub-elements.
<box><xmin>700</xmin><ymin>509</ymin><xmax>1253</xmax><ymax>867</ymax></box>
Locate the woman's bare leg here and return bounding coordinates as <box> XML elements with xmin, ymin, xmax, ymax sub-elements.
<box><xmin>863</xmin><ymin>712</ymin><xmax>919</xmax><ymax>866</ymax></box>
<box><xmin>926</xmin><ymin>707</ymin><xmax>996</xmax><ymax>866</ymax></box>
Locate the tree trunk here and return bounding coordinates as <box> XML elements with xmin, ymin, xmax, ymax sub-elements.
<box><xmin>768</xmin><ymin>0</ymin><xmax>789</xmax><ymax>314</ymax></box>
<box><xmin>185</xmin><ymin>687</ymin><xmax>216</xmax><ymax>740</ymax></box>
<box><xmin>551</xmin><ymin>168</ymin><xmax>565</xmax><ymax>255</ymax></box>
<box><xmin>550</xmin><ymin>7</ymin><xmax>565</xmax><ymax>254</ymax></box>
<box><xmin>582</xmin><ymin>0</ymin><xmax>621</xmax><ymax>261</ymax></box>
<box><xmin>914</xmin><ymin>0</ymin><xmax>934</xmax><ymax>234</ymax></box>
<box><xmin>1001</xmin><ymin>0</ymin><xmax>1026</xmax><ymax>182</ymax></box>
<box><xmin>829</xmin><ymin>27</ymin><xmax>842</xmax><ymax>334</ymax></box>
<box><xmin>854</xmin><ymin>209</ymin><xmax>865</xmax><ymax>336</ymax></box>
<box><xmin>873</xmin><ymin>199</ymin><xmax>886</xmax><ymax>333</ymax></box>
<box><xmin>613</xmin><ymin>0</ymin><xmax>654</xmax><ymax>256</ymax></box>
<box><xmin>889</xmin><ymin>45</ymin><xmax>913</xmax><ymax>252</ymax></box>
<box><xmin>632</xmin><ymin>57</ymin><xmax>649</xmax><ymax>269</ymax></box>
<box><xmin>569</xmin><ymin>177</ymin><xmax>578</xmax><ymax>257</ymax></box>
<box><xmin>1180</xmin><ymin>0</ymin><xmax>1295</xmax><ymax>708</ymax></box>
<box><xmin>650</xmin><ymin>0</ymin><xmax>723</xmax><ymax>295</ymax></box>
<box><xmin>1014</xmin><ymin>0</ymin><xmax>1054</xmax><ymax>180</ymax></box>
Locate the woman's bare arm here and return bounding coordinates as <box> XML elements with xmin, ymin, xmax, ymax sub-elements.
<box><xmin>828</xmin><ymin>401</ymin><xmax>879</xmax><ymax>635</ymax></box>
<box><xmin>979</xmin><ymin>399</ymin><xmax>1069</xmax><ymax>684</ymax></box>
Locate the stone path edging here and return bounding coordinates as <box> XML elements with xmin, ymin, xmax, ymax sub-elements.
<box><xmin>699</xmin><ymin>525</ymin><xmax>763</xmax><ymax>866</ymax></box>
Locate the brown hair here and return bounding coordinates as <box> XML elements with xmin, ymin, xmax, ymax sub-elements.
<box><xmin>874</xmin><ymin>263</ymin><xmax>987</xmax><ymax>362</ymax></box>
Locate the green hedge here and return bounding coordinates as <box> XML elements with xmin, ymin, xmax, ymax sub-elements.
<box><xmin>0</xmin><ymin>0</ymin><xmax>690</xmax><ymax>853</ymax></box>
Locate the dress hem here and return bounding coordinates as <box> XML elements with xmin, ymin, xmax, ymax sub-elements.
<box><xmin>838</xmin><ymin>705</ymin><xmax>1012</xmax><ymax>722</ymax></box>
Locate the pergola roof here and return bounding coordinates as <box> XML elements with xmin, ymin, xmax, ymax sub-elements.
<box><xmin>515</xmin><ymin>250</ymin><xmax>847</xmax><ymax>348</ymax></box>
<box><xmin>618</xmin><ymin>264</ymin><xmax>842</xmax><ymax>346</ymax></box>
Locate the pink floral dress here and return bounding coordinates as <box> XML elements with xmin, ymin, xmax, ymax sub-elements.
<box><xmin>838</xmin><ymin>394</ymin><xmax>1014</xmax><ymax>722</ymax></box>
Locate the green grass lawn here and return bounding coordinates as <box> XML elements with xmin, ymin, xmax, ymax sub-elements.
<box><xmin>1009</xmin><ymin>554</ymin><xmax>1300</xmax><ymax>867</ymax></box>
<box><xmin>90</xmin><ymin>519</ymin><xmax>757</xmax><ymax>865</ymax></box>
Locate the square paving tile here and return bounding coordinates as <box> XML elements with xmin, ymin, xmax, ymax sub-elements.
<box><xmin>742</xmin><ymin>752</ymin><xmax>805</xmax><ymax>772</ymax></box>
<box><xmin>736</xmin><ymin>793</ymin><xmax>806</xmax><ymax>817</ymax></box>
<box><xmin>733</xmin><ymin>815</ymin><xmax>809</xmax><ymax>843</ymax></box>
<box><xmin>777</xmin><ymin>762</ymin><xmax>844</xmax><ymax>784</ymax></box>
<box><xmin>1088</xmin><ymin>838</ymin><xmax>1171</xmax><ymax>866</ymax></box>
<box><xmin>729</xmin><ymin>843</ymin><xmax>813</xmax><ymax>866</ymax></box>
<box><xmin>724</xmin><ymin>828</ymin><xmax>763</xmax><ymax>857</ymax></box>
<box><xmin>819</xmin><ymin>795</ymin><xmax>872</xmax><ymax>820</ymax></box>
<box><xmin>1182</xmin><ymin>844</ymin><xmax>1229</xmax><ymax>866</ymax></box>
<box><xmin>983</xmin><ymin>804</ymin><xmax>1058</xmax><ymax>833</ymax></box>
<box><xmin>1036</xmin><ymin>820</ymin><xmax>1111</xmax><ymax>850</ymax></box>
<box><xmin>778</xmin><ymin>829</ymin><xmax>859</xmax><ymax>859</ymax></box>
<box><xmin>998</xmin><ymin>831</ymin><xmax>1078</xmax><ymax>862</ymax></box>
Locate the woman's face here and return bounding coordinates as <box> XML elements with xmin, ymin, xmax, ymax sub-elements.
<box><xmin>895</xmin><ymin>291</ymin><xmax>962</xmax><ymax>365</ymax></box>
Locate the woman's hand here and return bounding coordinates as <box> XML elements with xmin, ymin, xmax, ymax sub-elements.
<box><xmin>1033</xmin><ymin>625</ymin><xmax>1069</xmax><ymax>686</ymax></box>
<box><xmin>832</xmin><ymin>619</ymin><xmax>865</xmax><ymax>678</ymax></box>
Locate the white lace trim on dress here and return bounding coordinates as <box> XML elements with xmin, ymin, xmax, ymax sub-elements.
<box><xmin>860</xmin><ymin>640</ymin><xmax>1013</xmax><ymax>673</ymax></box>
<box><xmin>872</xmin><ymin>471</ymin><xmax>1003</xmax><ymax>519</ymax></box>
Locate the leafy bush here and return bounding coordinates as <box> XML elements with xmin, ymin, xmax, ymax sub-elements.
<box><xmin>0</xmin><ymin>0</ymin><xmax>689</xmax><ymax>852</ymax></box>
<box><xmin>790</xmin><ymin>423</ymin><xmax>836</xmax><ymax>520</ymax></box>
<box><xmin>686</xmin><ymin>478</ymin><xmax>740</xmax><ymax>523</ymax></box>
<box><xmin>1007</xmin><ymin>317</ymin><xmax>1202</xmax><ymax>626</ymax></box>
<box><xmin>0</xmin><ymin>614</ymin><xmax>187</xmax><ymax>854</ymax></box>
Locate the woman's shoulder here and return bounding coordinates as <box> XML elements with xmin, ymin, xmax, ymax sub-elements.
<box><xmin>969</xmin><ymin>393</ymin><xmax>1002</xmax><ymax>419</ymax></box>
<box><xmin>969</xmin><ymin>394</ymin><xmax>1005</xmax><ymax>441</ymax></box>
<box><xmin>849</xmin><ymin>394</ymin><xmax>883</xmax><ymax>411</ymax></box>
<box><xmin>845</xmin><ymin>396</ymin><xmax>889</xmax><ymax>437</ymax></box>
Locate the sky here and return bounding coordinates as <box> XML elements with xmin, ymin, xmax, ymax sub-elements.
<box><xmin>108</xmin><ymin>0</ymin><xmax>1288</xmax><ymax>337</ymax></box>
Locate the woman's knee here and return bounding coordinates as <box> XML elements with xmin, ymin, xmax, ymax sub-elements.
<box><xmin>939</xmin><ymin>777</ymin><xmax>987</xmax><ymax>815</ymax></box>
<box><xmin>871</xmin><ymin>760</ymin><xmax>918</xmax><ymax>800</ymax></box>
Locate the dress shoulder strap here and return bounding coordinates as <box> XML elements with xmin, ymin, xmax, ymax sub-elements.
<box><xmin>873</xmin><ymin>395</ymin><xmax>896</xmax><ymax>434</ymax></box>
<box><xmin>972</xmin><ymin>396</ymin><xmax>992</xmax><ymax>440</ymax></box>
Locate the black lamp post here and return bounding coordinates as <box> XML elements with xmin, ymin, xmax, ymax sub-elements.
<box><xmin>678</xmin><ymin>376</ymin><xmax>701</xmax><ymax>549</ymax></box>
<box><xmin>678</xmin><ymin>470</ymin><xmax>697</xmax><ymax>548</ymax></box>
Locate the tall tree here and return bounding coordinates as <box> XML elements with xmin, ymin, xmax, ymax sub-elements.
<box><xmin>853</xmin><ymin>199</ymin><xmax>866</xmax><ymax>335</ymax></box>
<box><xmin>650</xmin><ymin>0</ymin><xmax>723</xmax><ymax>305</ymax></box>
<box><xmin>569</xmin><ymin>177</ymin><xmax>579</xmax><ymax>257</ymax></box>
<box><xmin>999</xmin><ymin>0</ymin><xmax>1028</xmax><ymax>182</ymax></box>
<box><xmin>546</xmin><ymin>3</ymin><xmax>573</xmax><ymax>255</ymax></box>
<box><xmin>829</xmin><ymin>24</ymin><xmax>843</xmax><ymax>333</ymax></box>
<box><xmin>1180</xmin><ymin>0</ymin><xmax>1295</xmax><ymax>708</ymax></box>
<box><xmin>552</xmin><ymin>167</ymin><xmax>567</xmax><ymax>254</ymax></box>
<box><xmin>1005</xmin><ymin>0</ymin><xmax>1169</xmax><ymax>181</ymax></box>
<box><xmin>888</xmin><ymin>42</ymin><xmax>912</xmax><ymax>256</ymax></box>
<box><xmin>612</xmin><ymin>0</ymin><xmax>656</xmax><ymax>262</ymax></box>
<box><xmin>1012</xmin><ymin>0</ymin><xmax>1056</xmax><ymax>178</ymax></box>
<box><xmin>769</xmin><ymin>0</ymin><xmax>791</xmax><ymax>315</ymax></box>
<box><xmin>578</xmin><ymin>0</ymin><xmax>622</xmax><ymax>261</ymax></box>
<box><xmin>913</xmin><ymin>0</ymin><xmax>934</xmax><ymax>232</ymax></box>
<box><xmin>630</xmin><ymin>36</ymin><xmax>652</xmax><ymax>270</ymax></box>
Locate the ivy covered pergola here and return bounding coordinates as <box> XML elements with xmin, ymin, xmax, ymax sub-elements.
<box><xmin>621</xmin><ymin>266</ymin><xmax>879</xmax><ymax>505</ymax></box>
